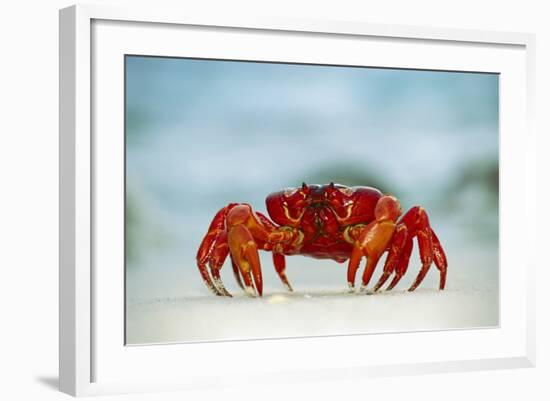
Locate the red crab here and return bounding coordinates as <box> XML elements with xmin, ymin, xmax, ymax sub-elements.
<box><xmin>196</xmin><ymin>183</ymin><xmax>447</xmax><ymax>296</ymax></box>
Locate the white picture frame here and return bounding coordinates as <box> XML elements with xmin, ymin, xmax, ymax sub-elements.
<box><xmin>59</xmin><ymin>3</ymin><xmax>536</xmax><ymax>397</ymax></box>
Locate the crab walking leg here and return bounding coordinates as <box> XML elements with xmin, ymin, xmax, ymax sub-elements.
<box><xmin>386</xmin><ymin>237</ymin><xmax>413</xmax><ymax>291</ymax></box>
<box><xmin>209</xmin><ymin>265</ymin><xmax>231</xmax><ymax>297</ymax></box>
<box><xmin>197</xmin><ymin>229</ymin><xmax>223</xmax><ymax>295</ymax></box>
<box><xmin>207</xmin><ymin>231</ymin><xmax>232</xmax><ymax>296</ymax></box>
<box><xmin>405</xmin><ymin>208</ymin><xmax>434</xmax><ymax>292</ymax></box>
<box><xmin>273</xmin><ymin>252</ymin><xmax>293</xmax><ymax>291</ymax></box>
<box><xmin>347</xmin><ymin>195</ymin><xmax>401</xmax><ymax>292</ymax></box>
<box><xmin>431</xmin><ymin>229</ymin><xmax>448</xmax><ymax>290</ymax></box>
<box><xmin>197</xmin><ymin>262</ymin><xmax>221</xmax><ymax>295</ymax></box>
<box><xmin>196</xmin><ymin>204</ymin><xmax>237</xmax><ymax>295</ymax></box>
<box><xmin>384</xmin><ymin>206</ymin><xmax>443</xmax><ymax>292</ymax></box>
<box><xmin>373</xmin><ymin>224</ymin><xmax>408</xmax><ymax>292</ymax></box>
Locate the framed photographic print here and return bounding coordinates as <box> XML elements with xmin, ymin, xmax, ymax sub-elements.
<box><xmin>59</xmin><ymin>4</ymin><xmax>536</xmax><ymax>396</ymax></box>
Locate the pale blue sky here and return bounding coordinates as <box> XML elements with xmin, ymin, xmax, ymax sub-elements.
<box><xmin>125</xmin><ymin>55</ymin><xmax>499</xmax><ymax>298</ymax></box>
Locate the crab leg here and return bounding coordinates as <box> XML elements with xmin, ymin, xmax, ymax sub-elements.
<box><xmin>431</xmin><ymin>229</ymin><xmax>448</xmax><ymax>290</ymax></box>
<box><xmin>257</xmin><ymin>212</ymin><xmax>294</xmax><ymax>291</ymax></box>
<box><xmin>196</xmin><ymin>204</ymin><xmax>237</xmax><ymax>295</ymax></box>
<box><xmin>386</xmin><ymin>237</ymin><xmax>413</xmax><ymax>290</ymax></box>
<box><xmin>207</xmin><ymin>231</ymin><xmax>232</xmax><ymax>296</ymax></box>
<box><xmin>273</xmin><ymin>252</ymin><xmax>293</xmax><ymax>291</ymax></box>
<box><xmin>384</xmin><ymin>206</ymin><xmax>448</xmax><ymax>292</ymax></box>
<box><xmin>406</xmin><ymin>208</ymin><xmax>433</xmax><ymax>291</ymax></box>
<box><xmin>373</xmin><ymin>224</ymin><xmax>408</xmax><ymax>291</ymax></box>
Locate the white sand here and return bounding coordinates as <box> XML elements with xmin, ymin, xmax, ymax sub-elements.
<box><xmin>126</xmin><ymin>287</ymin><xmax>498</xmax><ymax>345</ymax></box>
<box><xmin>126</xmin><ymin>247</ymin><xmax>499</xmax><ymax>344</ymax></box>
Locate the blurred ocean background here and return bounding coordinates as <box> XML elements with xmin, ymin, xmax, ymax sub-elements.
<box><xmin>125</xmin><ymin>56</ymin><xmax>499</xmax><ymax>344</ymax></box>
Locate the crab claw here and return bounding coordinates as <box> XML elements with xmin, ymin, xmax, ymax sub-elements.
<box><xmin>347</xmin><ymin>221</ymin><xmax>394</xmax><ymax>292</ymax></box>
<box><xmin>347</xmin><ymin>195</ymin><xmax>400</xmax><ymax>292</ymax></box>
<box><xmin>227</xmin><ymin>225</ymin><xmax>262</xmax><ymax>297</ymax></box>
<box><xmin>230</xmin><ymin>256</ymin><xmax>245</xmax><ymax>290</ymax></box>
<box><xmin>197</xmin><ymin>202</ymin><xmax>302</xmax><ymax>297</ymax></box>
<box><xmin>225</xmin><ymin>205</ymin><xmax>266</xmax><ymax>296</ymax></box>
<box><xmin>196</xmin><ymin>203</ymin><xmax>263</xmax><ymax>297</ymax></box>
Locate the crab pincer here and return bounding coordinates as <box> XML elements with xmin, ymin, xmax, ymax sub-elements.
<box><xmin>227</xmin><ymin>223</ymin><xmax>263</xmax><ymax>296</ymax></box>
<box><xmin>346</xmin><ymin>195</ymin><xmax>401</xmax><ymax>292</ymax></box>
<box><xmin>196</xmin><ymin>202</ymin><xmax>300</xmax><ymax>297</ymax></box>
